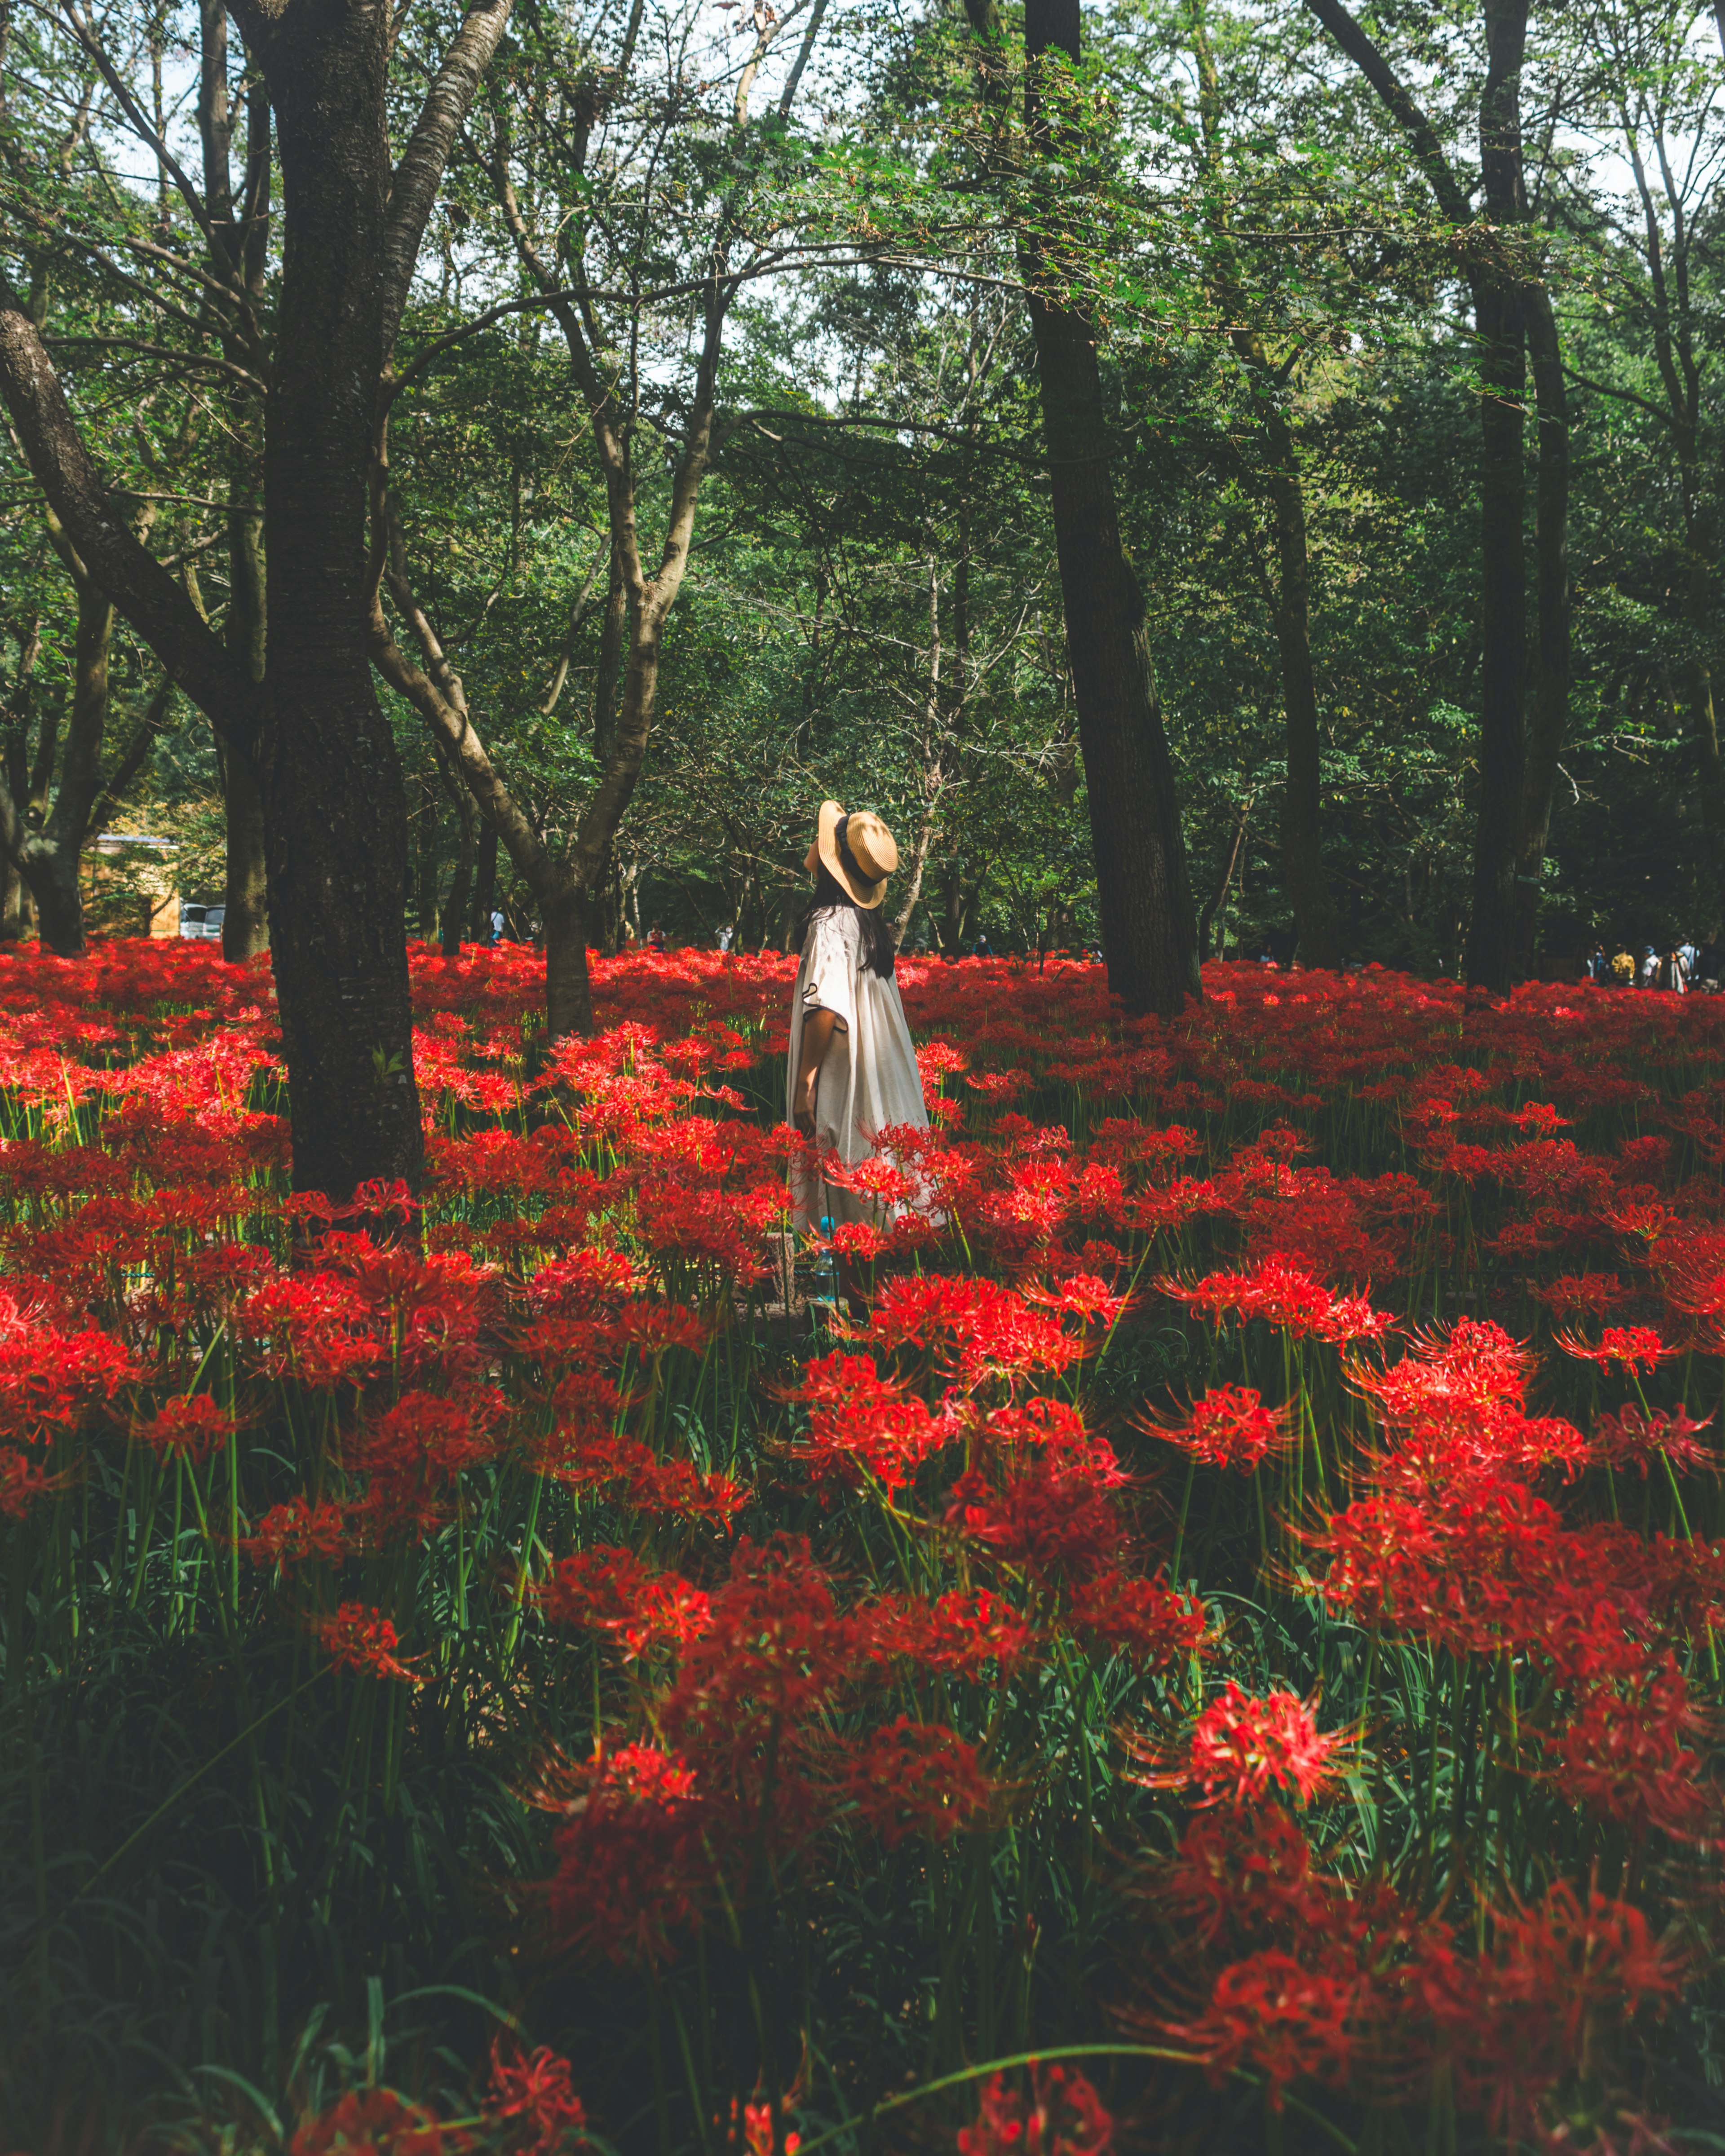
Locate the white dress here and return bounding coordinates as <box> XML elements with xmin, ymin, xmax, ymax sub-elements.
<box><xmin>787</xmin><ymin>908</ymin><xmax>929</xmax><ymax>1229</ymax></box>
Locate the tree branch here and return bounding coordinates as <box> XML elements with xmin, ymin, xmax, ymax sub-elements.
<box><xmin>0</xmin><ymin>272</ymin><xmax>253</xmax><ymax>742</ymax></box>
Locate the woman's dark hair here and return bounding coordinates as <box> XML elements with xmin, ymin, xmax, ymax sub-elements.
<box><xmin>796</xmin><ymin>856</ymin><xmax>897</xmax><ymax>980</ymax></box>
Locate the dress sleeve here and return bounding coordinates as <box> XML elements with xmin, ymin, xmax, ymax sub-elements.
<box><xmin>801</xmin><ymin>910</ymin><xmax>860</xmax><ymax>1027</ymax></box>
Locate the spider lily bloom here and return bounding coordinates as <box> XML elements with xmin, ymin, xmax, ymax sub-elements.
<box><xmin>865</xmin><ymin>1587</ymin><xmax>1039</xmax><ymax>1678</ymax></box>
<box><xmin>1132</xmin><ymin>1683</ymin><xmax>1339</xmax><ymax>1808</ymax></box>
<box><xmin>958</xmin><ymin>2064</ymin><xmax>1115</xmax><ymax>2156</ymax></box>
<box><xmin>1555</xmin><ymin>1325</ymin><xmax>1677</xmax><ymax>1374</ymax></box>
<box><xmin>787</xmin><ymin>1350</ymin><xmax>955</xmax><ymax>1497</ymax></box>
<box><xmin>483</xmin><ymin>2040</ymin><xmax>591</xmax><ymax>2155</ymax></box>
<box><xmin>839</xmin><ymin>1717</ymin><xmax>993</xmax><ymax>1846</ymax></box>
<box><xmin>540</xmin><ymin>1548</ymin><xmax>714</xmax><ymax>1659</ymax></box>
<box><xmin>544</xmin><ymin>1743</ymin><xmax>714</xmax><ymax>1966</ymax></box>
<box><xmin>314</xmin><ymin>1602</ymin><xmax>420</xmax><ymax>1683</ymax></box>
<box><xmin>241</xmin><ymin>1495</ymin><xmax>351</xmax><ymax>1572</ymax></box>
<box><xmin>134</xmin><ymin>1391</ymin><xmax>239</xmax><ymax>1465</ymax></box>
<box><xmin>1151</xmin><ymin>1385</ymin><xmax>1291</xmax><ymax>1474</ymax></box>
<box><xmin>1593</xmin><ymin>1401</ymin><xmax>1716</xmax><ymax>1478</ymax></box>
<box><xmin>290</xmin><ymin>2087</ymin><xmax>453</xmax><ymax>2156</ymax></box>
<box><xmin>1161</xmin><ymin>1256</ymin><xmax>1393</xmax><ymax>1346</ymax></box>
<box><xmin>1066</xmin><ymin>1571</ymin><xmax>1207</xmax><ymax>1666</ymax></box>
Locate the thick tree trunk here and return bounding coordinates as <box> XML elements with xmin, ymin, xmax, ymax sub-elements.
<box><xmin>1512</xmin><ymin>280</ymin><xmax>1570</xmax><ymax>975</ymax></box>
<box><xmin>1021</xmin><ymin>0</ymin><xmax>1199</xmax><ymax>1016</ymax></box>
<box><xmin>1463</xmin><ymin>0</ymin><xmax>1530</xmax><ymax>996</ymax></box>
<box><xmin>1263</xmin><ymin>412</ymin><xmax>1341</xmax><ymax>968</ymax></box>
<box><xmin>248</xmin><ymin>0</ymin><xmax>423</xmax><ymax>1199</ymax></box>
<box><xmin>223</xmin><ymin>484</ymin><xmax>270</xmax><ymax>959</ymax></box>
<box><xmin>222</xmin><ymin>742</ymin><xmax>270</xmax><ymax>961</ymax></box>
<box><xmin>1463</xmin><ymin>287</ymin><xmax>1527</xmax><ymax>994</ymax></box>
<box><xmin>438</xmin><ymin>740</ymin><xmax>478</xmax><ymax>956</ymax></box>
<box><xmin>27</xmin><ymin>844</ymin><xmax>84</xmax><ymax>956</ymax></box>
<box><xmin>544</xmin><ymin>878</ymin><xmax>593</xmax><ymax>1039</ymax></box>
<box><xmin>1464</xmin><ymin>279</ymin><xmax>1527</xmax><ymax>995</ymax></box>
<box><xmin>471</xmin><ymin>820</ymin><xmax>498</xmax><ymax>941</ymax></box>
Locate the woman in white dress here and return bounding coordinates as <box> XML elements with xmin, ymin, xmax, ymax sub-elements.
<box><xmin>787</xmin><ymin>800</ymin><xmax>929</xmax><ymax>1236</ymax></box>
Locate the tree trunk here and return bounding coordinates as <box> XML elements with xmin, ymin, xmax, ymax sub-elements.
<box><xmin>1263</xmin><ymin>409</ymin><xmax>1341</xmax><ymax>968</ymax></box>
<box><xmin>440</xmin><ymin>750</ymin><xmax>478</xmax><ymax>957</ymax></box>
<box><xmin>222</xmin><ymin>478</ymin><xmax>270</xmax><ymax>959</ymax></box>
<box><xmin>1463</xmin><ymin>0</ymin><xmax>1530</xmax><ymax>996</ymax></box>
<box><xmin>1199</xmin><ymin>797</ymin><xmax>1251</xmax><ymax>961</ymax></box>
<box><xmin>1020</xmin><ymin>0</ymin><xmax>1199</xmax><ymax>1016</ymax></box>
<box><xmin>222</xmin><ymin>742</ymin><xmax>270</xmax><ymax>961</ymax></box>
<box><xmin>544</xmin><ymin>878</ymin><xmax>592</xmax><ymax>1038</ymax></box>
<box><xmin>1511</xmin><ymin>278</ymin><xmax>1570</xmax><ymax>975</ymax></box>
<box><xmin>471</xmin><ymin>820</ymin><xmax>498</xmax><ymax>941</ymax></box>
<box><xmin>411</xmin><ymin>770</ymin><xmax>440</xmax><ymax>938</ymax></box>
<box><xmin>248</xmin><ymin>0</ymin><xmax>423</xmax><ymax>1200</ymax></box>
<box><xmin>27</xmin><ymin>844</ymin><xmax>85</xmax><ymax>956</ymax></box>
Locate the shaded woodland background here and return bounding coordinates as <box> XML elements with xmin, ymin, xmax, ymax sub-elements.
<box><xmin>0</xmin><ymin>0</ymin><xmax>1721</xmax><ymax>991</ymax></box>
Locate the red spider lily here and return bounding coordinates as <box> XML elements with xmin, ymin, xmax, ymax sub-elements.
<box><xmin>725</xmin><ymin>2098</ymin><xmax>801</xmax><ymax>2156</ymax></box>
<box><xmin>957</xmin><ymin>2064</ymin><xmax>1115</xmax><ymax>2155</ymax></box>
<box><xmin>0</xmin><ymin>1313</ymin><xmax>136</xmax><ymax>1445</ymax></box>
<box><xmin>1152</xmin><ymin>1385</ymin><xmax>1290</xmax><ymax>1473</ymax></box>
<box><xmin>1161</xmin><ymin>1255</ymin><xmax>1393</xmax><ymax>1345</ymax></box>
<box><xmin>241</xmin><ymin>1495</ymin><xmax>350</xmax><ymax>1570</ymax></box>
<box><xmin>866</xmin><ymin>1588</ymin><xmax>1039</xmax><ymax>1677</ymax></box>
<box><xmin>1593</xmin><ymin>1402</ymin><xmax>1716</xmax><ymax>1478</ymax></box>
<box><xmin>290</xmin><ymin>2086</ymin><xmax>456</xmax><ymax>2156</ymax></box>
<box><xmin>1556</xmin><ymin>1325</ymin><xmax>1677</xmax><ymax>1374</ymax></box>
<box><xmin>869</xmin><ymin>1274</ymin><xmax>1084</xmax><ymax>1387</ymax></box>
<box><xmin>1544</xmin><ymin>1659</ymin><xmax>1718</xmax><ymax>1839</ymax></box>
<box><xmin>544</xmin><ymin>1742</ymin><xmax>714</xmax><ymax>1964</ymax></box>
<box><xmin>1534</xmin><ymin>1272</ymin><xmax>1630</xmax><ymax>1318</ymax></box>
<box><xmin>1137</xmin><ymin>1684</ymin><xmax>1339</xmax><ymax>1808</ymax></box>
<box><xmin>351</xmin><ymin>1388</ymin><xmax>505</xmax><ymax>1532</ymax></box>
<box><xmin>134</xmin><ymin>1392</ymin><xmax>239</xmax><ymax>1464</ymax></box>
<box><xmin>1417</xmin><ymin>1882</ymin><xmax>1683</xmax><ymax>2138</ymax></box>
<box><xmin>0</xmin><ymin>1450</ymin><xmax>67</xmax><ymax>1518</ymax></box>
<box><xmin>945</xmin><ymin>1462</ymin><xmax>1123</xmax><ymax>1585</ymax></box>
<box><xmin>314</xmin><ymin>1602</ymin><xmax>419</xmax><ymax>1682</ymax></box>
<box><xmin>1166</xmin><ymin>1948</ymin><xmax>1359</xmax><ymax>2105</ymax></box>
<box><xmin>483</xmin><ymin>2041</ymin><xmax>590</xmax><ymax>2154</ymax></box>
<box><xmin>1065</xmin><ymin>1572</ymin><xmax>1207</xmax><ymax>1666</ymax></box>
<box><xmin>840</xmin><ymin>1717</ymin><xmax>993</xmax><ymax>1846</ymax></box>
<box><xmin>787</xmin><ymin>1351</ymin><xmax>954</xmax><ymax>1496</ymax></box>
<box><xmin>540</xmin><ymin>1548</ymin><xmax>713</xmax><ymax>1658</ymax></box>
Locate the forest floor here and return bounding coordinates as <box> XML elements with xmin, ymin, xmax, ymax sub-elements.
<box><xmin>2</xmin><ymin>942</ymin><xmax>1723</xmax><ymax>2156</ymax></box>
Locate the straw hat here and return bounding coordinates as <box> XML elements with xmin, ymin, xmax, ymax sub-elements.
<box><xmin>811</xmin><ymin>799</ymin><xmax>898</xmax><ymax>910</ymax></box>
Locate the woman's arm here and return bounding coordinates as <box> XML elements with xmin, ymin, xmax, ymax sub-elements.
<box><xmin>794</xmin><ymin>1007</ymin><xmax>841</xmax><ymax>1131</ymax></box>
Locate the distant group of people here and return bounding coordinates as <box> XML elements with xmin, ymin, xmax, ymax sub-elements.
<box><xmin>1585</xmin><ymin>938</ymin><xmax>1716</xmax><ymax>993</ymax></box>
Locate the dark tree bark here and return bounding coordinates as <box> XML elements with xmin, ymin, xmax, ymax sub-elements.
<box><xmin>965</xmin><ymin>0</ymin><xmax>1199</xmax><ymax>1016</ymax></box>
<box><xmin>470</xmin><ymin>820</ymin><xmax>498</xmax><ymax>941</ymax></box>
<box><xmin>1462</xmin><ymin>0</ymin><xmax>1530</xmax><ymax>994</ymax></box>
<box><xmin>0</xmin><ymin>0</ymin><xmax>510</xmax><ymax>1198</ymax></box>
<box><xmin>1513</xmin><ymin>281</ymin><xmax>1570</xmax><ymax>972</ymax></box>
<box><xmin>1262</xmin><ymin>403</ymin><xmax>1341</xmax><ymax>968</ymax></box>
<box><xmin>1198</xmin><ymin>797</ymin><xmax>1251</xmax><ymax>961</ymax></box>
<box><xmin>1187</xmin><ymin>0</ymin><xmax>1340</xmax><ymax>969</ymax></box>
<box><xmin>1302</xmin><ymin>0</ymin><xmax>1563</xmax><ymax>995</ymax></box>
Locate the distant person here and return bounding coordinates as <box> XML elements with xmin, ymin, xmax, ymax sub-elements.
<box><xmin>1610</xmin><ymin>944</ymin><xmax>1636</xmax><ymax>987</ymax></box>
<box><xmin>646</xmin><ymin>922</ymin><xmax>667</xmax><ymax>953</ymax></box>
<box><xmin>1640</xmin><ymin>944</ymin><xmax>1659</xmax><ymax>988</ymax></box>
<box><xmin>489</xmin><ymin>908</ymin><xmax>505</xmax><ymax>945</ymax></box>
<box><xmin>1678</xmin><ymin>935</ymin><xmax>1699</xmax><ymax>978</ymax></box>
<box><xmin>1657</xmin><ymin>943</ymin><xmax>1689</xmax><ymax>994</ymax></box>
<box><xmin>1585</xmin><ymin>944</ymin><xmax>1606</xmax><ymax>981</ymax></box>
<box><xmin>787</xmin><ymin>800</ymin><xmax>926</xmax><ymax>1254</ymax></box>
<box><xmin>971</xmin><ymin>931</ymin><xmax>992</xmax><ymax>959</ymax></box>
<box><xmin>717</xmin><ymin>923</ymin><xmax>734</xmax><ymax>954</ymax></box>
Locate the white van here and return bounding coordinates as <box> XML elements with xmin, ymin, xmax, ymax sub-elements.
<box><xmin>179</xmin><ymin>903</ymin><xmax>226</xmax><ymax>941</ymax></box>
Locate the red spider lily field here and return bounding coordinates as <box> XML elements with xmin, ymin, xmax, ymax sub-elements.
<box><xmin>6</xmin><ymin>942</ymin><xmax>1725</xmax><ymax>2156</ymax></box>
